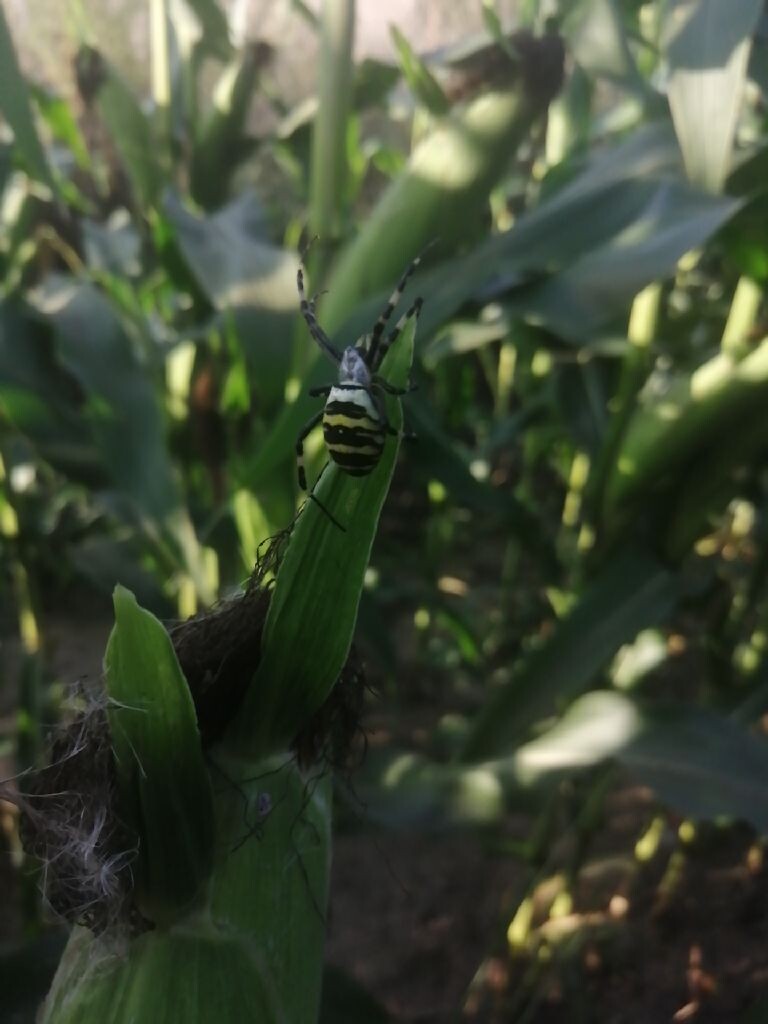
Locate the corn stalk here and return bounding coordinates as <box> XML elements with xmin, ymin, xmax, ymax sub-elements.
<box><xmin>309</xmin><ymin>0</ymin><xmax>355</xmax><ymax>243</ymax></box>
<box><xmin>35</xmin><ymin>310</ymin><xmax>417</xmax><ymax>1024</ymax></box>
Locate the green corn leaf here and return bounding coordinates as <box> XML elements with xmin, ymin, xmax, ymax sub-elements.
<box><xmin>404</xmin><ymin>397</ymin><xmax>558</xmax><ymax>573</ymax></box>
<box><xmin>232</xmin><ymin>309</ymin><xmax>417</xmax><ymax>756</ymax></box>
<box><xmin>513</xmin><ymin>182</ymin><xmax>738</xmax><ymax>341</ymax></box>
<box><xmin>516</xmin><ymin>691</ymin><xmax>768</xmax><ymax>832</ymax></box>
<box><xmin>190</xmin><ymin>45</ymin><xmax>264</xmax><ymax>210</ymax></box>
<box><xmin>40</xmin><ymin>926</ymin><xmax>280</xmax><ymax>1023</ymax></box>
<box><xmin>164</xmin><ymin>192</ymin><xmax>297</xmax><ymax>412</ymax></box>
<box><xmin>77</xmin><ymin>46</ymin><xmax>165</xmax><ymax>209</ymax></box>
<box><xmin>353</xmin><ymin>58</ymin><xmax>401</xmax><ymax>109</ymax></box>
<box><xmin>390</xmin><ymin>25</ymin><xmax>450</xmax><ymax>116</ymax></box>
<box><xmin>350</xmin><ymin>747</ymin><xmax>531</xmax><ymax>829</ymax></box>
<box><xmin>564</xmin><ymin>0</ymin><xmax>648</xmax><ymax>96</ymax></box>
<box><xmin>310</xmin><ymin>0</ymin><xmax>356</xmax><ymax>239</ymax></box>
<box><xmin>663</xmin><ymin>0</ymin><xmax>763</xmax><ymax>193</ymax></box>
<box><xmin>28</xmin><ymin>276</ymin><xmax>180</xmax><ymax>521</ymax></box>
<box><xmin>0</xmin><ymin>6</ymin><xmax>55</xmax><ymax>191</ymax></box>
<box><xmin>460</xmin><ymin>546</ymin><xmax>680</xmax><ymax>761</ymax></box>
<box><xmin>26</xmin><ymin>276</ymin><xmax>212</xmax><ymax>598</ymax></box>
<box><xmin>0</xmin><ymin>301</ymin><xmax>99</xmax><ymax>480</ymax></box>
<box><xmin>41</xmin><ymin>752</ymin><xmax>330</xmax><ymax>1024</ymax></box>
<box><xmin>356</xmin><ymin>692</ymin><xmax>768</xmax><ymax>834</ymax></box>
<box><xmin>31</xmin><ymin>86</ymin><xmax>91</xmax><ymax>171</ymax></box>
<box><xmin>182</xmin><ymin>0</ymin><xmax>233</xmax><ymax>60</ymax></box>
<box><xmin>206</xmin><ymin>755</ymin><xmax>331</xmax><ymax>1022</ymax></box>
<box><xmin>481</xmin><ymin>1</ymin><xmax>522</xmax><ymax>63</ymax></box>
<box><xmin>105</xmin><ymin>586</ymin><xmax>214</xmax><ymax>925</ymax></box>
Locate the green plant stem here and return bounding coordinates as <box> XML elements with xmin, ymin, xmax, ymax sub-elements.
<box><xmin>603</xmin><ymin>333</ymin><xmax>768</xmax><ymax>555</ymax></box>
<box><xmin>726</xmin><ymin>517</ymin><xmax>768</xmax><ymax>659</ymax></box>
<box><xmin>721</xmin><ymin>275</ymin><xmax>763</xmax><ymax>357</ymax></box>
<box><xmin>309</xmin><ymin>0</ymin><xmax>355</xmax><ymax>243</ymax></box>
<box><xmin>0</xmin><ymin>449</ymin><xmax>43</xmax><ymax>770</ymax></box>
<box><xmin>581</xmin><ymin>281</ymin><xmax>661</xmax><ymax>553</ymax></box>
<box><xmin>149</xmin><ymin>0</ymin><xmax>172</xmax><ymax>166</ymax></box>
<box><xmin>495</xmin><ymin>339</ymin><xmax>517</xmax><ymax>418</ymax></box>
<box><xmin>545</xmin><ymin>64</ymin><xmax>592</xmax><ymax>167</ymax></box>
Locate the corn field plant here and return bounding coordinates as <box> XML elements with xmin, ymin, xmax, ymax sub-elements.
<box><xmin>21</xmin><ymin>309</ymin><xmax>417</xmax><ymax>1022</ymax></box>
<box><xmin>3</xmin><ymin>0</ymin><xmax>768</xmax><ymax>1019</ymax></box>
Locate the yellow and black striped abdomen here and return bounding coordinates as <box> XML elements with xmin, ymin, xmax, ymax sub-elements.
<box><xmin>323</xmin><ymin>385</ymin><xmax>385</xmax><ymax>476</ymax></box>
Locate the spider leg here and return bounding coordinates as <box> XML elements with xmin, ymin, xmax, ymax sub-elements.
<box><xmin>295</xmin><ymin>412</ymin><xmax>346</xmax><ymax>531</ymax></box>
<box><xmin>308</xmin><ymin>469</ymin><xmax>346</xmax><ymax>532</ymax></box>
<box><xmin>370</xmin><ymin>385</ymin><xmax>388</xmax><ymax>427</ymax></box>
<box><xmin>372</xmin><ymin>296</ymin><xmax>423</xmax><ymax>372</ymax></box>
<box><xmin>296</xmin><ymin>409</ymin><xmax>324</xmax><ymax>491</ymax></box>
<box><xmin>371</xmin><ymin>384</ymin><xmax>417</xmax><ymax>441</ymax></box>
<box><xmin>297</xmin><ymin>265</ymin><xmax>342</xmax><ymax>366</ymax></box>
<box><xmin>308</xmin><ymin>384</ymin><xmax>333</xmax><ymax>398</ymax></box>
<box><xmin>367</xmin><ymin>252</ymin><xmax>426</xmax><ymax>368</ymax></box>
<box><xmin>371</xmin><ymin>376</ymin><xmax>417</xmax><ymax>397</ymax></box>
<box><xmin>307</xmin><ymin>289</ymin><xmax>328</xmax><ymax>315</ymax></box>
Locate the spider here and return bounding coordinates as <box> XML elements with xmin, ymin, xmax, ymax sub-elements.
<box><xmin>295</xmin><ymin>252</ymin><xmax>423</xmax><ymax>504</ymax></box>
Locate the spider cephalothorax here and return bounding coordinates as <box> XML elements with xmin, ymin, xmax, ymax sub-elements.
<box><xmin>295</xmin><ymin>253</ymin><xmax>423</xmax><ymax>493</ymax></box>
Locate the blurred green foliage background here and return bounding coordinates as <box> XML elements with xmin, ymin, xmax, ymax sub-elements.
<box><xmin>3</xmin><ymin>0</ymin><xmax>768</xmax><ymax>1019</ymax></box>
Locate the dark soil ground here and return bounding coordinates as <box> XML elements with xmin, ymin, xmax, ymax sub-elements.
<box><xmin>2</xmin><ymin>604</ymin><xmax>768</xmax><ymax>1024</ymax></box>
<box><xmin>326</xmin><ymin>769</ymin><xmax>768</xmax><ymax>1023</ymax></box>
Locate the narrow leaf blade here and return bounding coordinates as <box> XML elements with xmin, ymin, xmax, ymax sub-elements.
<box><xmin>0</xmin><ymin>6</ymin><xmax>55</xmax><ymax>190</ymax></box>
<box><xmin>233</xmin><ymin>312</ymin><xmax>417</xmax><ymax>754</ymax></box>
<box><xmin>105</xmin><ymin>586</ymin><xmax>214</xmax><ymax>924</ymax></box>
<box><xmin>517</xmin><ymin>690</ymin><xmax>768</xmax><ymax>832</ymax></box>
<box><xmin>664</xmin><ymin>0</ymin><xmax>763</xmax><ymax>192</ymax></box>
<box><xmin>461</xmin><ymin>546</ymin><xmax>680</xmax><ymax>760</ymax></box>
